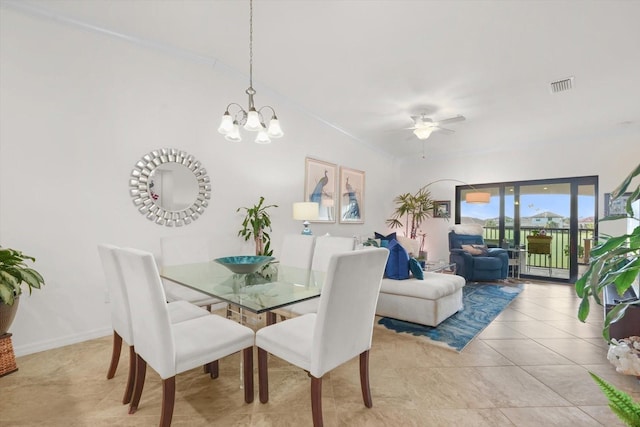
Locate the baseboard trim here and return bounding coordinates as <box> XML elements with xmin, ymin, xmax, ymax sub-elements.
<box><xmin>13</xmin><ymin>327</ymin><xmax>112</xmax><ymax>357</ymax></box>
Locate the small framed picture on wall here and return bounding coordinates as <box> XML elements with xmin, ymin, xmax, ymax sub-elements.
<box><xmin>604</xmin><ymin>192</ymin><xmax>632</xmax><ymax>217</ymax></box>
<box><xmin>339</xmin><ymin>167</ymin><xmax>365</xmax><ymax>224</ymax></box>
<box><xmin>433</xmin><ymin>200</ymin><xmax>451</xmax><ymax>218</ymax></box>
<box><xmin>304</xmin><ymin>157</ymin><xmax>337</xmax><ymax>222</ymax></box>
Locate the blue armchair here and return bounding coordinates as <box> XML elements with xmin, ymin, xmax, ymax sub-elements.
<box><xmin>448</xmin><ymin>231</ymin><xmax>509</xmax><ymax>282</ymax></box>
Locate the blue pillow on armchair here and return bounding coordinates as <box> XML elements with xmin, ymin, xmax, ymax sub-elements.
<box><xmin>384</xmin><ymin>239</ymin><xmax>410</xmax><ymax>280</ymax></box>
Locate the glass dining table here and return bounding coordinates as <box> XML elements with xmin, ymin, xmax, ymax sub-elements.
<box><xmin>160</xmin><ymin>261</ymin><xmax>324</xmax><ymax>326</ymax></box>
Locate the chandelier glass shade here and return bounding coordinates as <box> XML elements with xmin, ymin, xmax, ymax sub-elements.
<box><xmin>218</xmin><ymin>0</ymin><xmax>283</xmax><ymax>144</ymax></box>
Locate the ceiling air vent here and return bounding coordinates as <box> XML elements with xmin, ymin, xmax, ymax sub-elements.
<box><xmin>550</xmin><ymin>76</ymin><xmax>574</xmax><ymax>93</ymax></box>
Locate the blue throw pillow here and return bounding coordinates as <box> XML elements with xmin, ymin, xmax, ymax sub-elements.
<box><xmin>375</xmin><ymin>232</ymin><xmax>397</xmax><ymax>248</ymax></box>
<box><xmin>409</xmin><ymin>257</ymin><xmax>424</xmax><ymax>280</ymax></box>
<box><xmin>384</xmin><ymin>239</ymin><xmax>409</xmax><ymax>280</ymax></box>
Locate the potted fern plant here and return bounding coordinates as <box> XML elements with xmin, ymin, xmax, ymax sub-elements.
<box><xmin>0</xmin><ymin>247</ymin><xmax>45</xmax><ymax>334</ymax></box>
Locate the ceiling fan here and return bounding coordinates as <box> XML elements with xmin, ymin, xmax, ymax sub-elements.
<box><xmin>405</xmin><ymin>114</ymin><xmax>466</xmax><ymax>140</ymax></box>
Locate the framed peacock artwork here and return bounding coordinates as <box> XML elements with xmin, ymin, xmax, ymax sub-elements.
<box><xmin>304</xmin><ymin>157</ymin><xmax>337</xmax><ymax>222</ymax></box>
<box><xmin>339</xmin><ymin>166</ymin><xmax>365</xmax><ymax>224</ymax></box>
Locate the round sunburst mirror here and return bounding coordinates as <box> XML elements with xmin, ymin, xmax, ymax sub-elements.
<box><xmin>129</xmin><ymin>148</ymin><xmax>211</xmax><ymax>227</ymax></box>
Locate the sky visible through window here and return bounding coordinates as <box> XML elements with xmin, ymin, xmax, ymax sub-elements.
<box><xmin>463</xmin><ymin>194</ymin><xmax>596</xmax><ymax>220</ymax></box>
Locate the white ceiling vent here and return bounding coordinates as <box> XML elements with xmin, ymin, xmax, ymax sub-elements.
<box><xmin>550</xmin><ymin>76</ymin><xmax>574</xmax><ymax>93</ymax></box>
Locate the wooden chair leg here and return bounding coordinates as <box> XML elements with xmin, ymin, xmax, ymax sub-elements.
<box><xmin>266</xmin><ymin>312</ymin><xmax>276</xmax><ymax>326</ymax></box>
<box><xmin>258</xmin><ymin>347</ymin><xmax>269</xmax><ymax>403</ymax></box>
<box><xmin>359</xmin><ymin>350</ymin><xmax>373</xmax><ymax>408</ymax></box>
<box><xmin>208</xmin><ymin>360</ymin><xmax>219</xmax><ymax>379</ymax></box>
<box><xmin>106</xmin><ymin>331</ymin><xmax>122</xmax><ymax>379</ymax></box>
<box><xmin>311</xmin><ymin>376</ymin><xmax>323</xmax><ymax>427</ymax></box>
<box><xmin>122</xmin><ymin>345</ymin><xmax>136</xmax><ymax>404</ymax></box>
<box><xmin>160</xmin><ymin>377</ymin><xmax>176</xmax><ymax>427</ymax></box>
<box><xmin>129</xmin><ymin>354</ymin><xmax>147</xmax><ymax>414</ymax></box>
<box><xmin>243</xmin><ymin>347</ymin><xmax>254</xmax><ymax>403</ymax></box>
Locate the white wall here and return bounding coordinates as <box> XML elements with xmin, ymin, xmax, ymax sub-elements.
<box><xmin>0</xmin><ymin>8</ymin><xmax>393</xmax><ymax>355</ymax></box>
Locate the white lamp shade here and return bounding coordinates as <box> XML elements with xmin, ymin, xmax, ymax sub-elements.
<box><xmin>413</xmin><ymin>127</ymin><xmax>434</xmax><ymax>140</ymax></box>
<box><xmin>267</xmin><ymin>118</ymin><xmax>283</xmax><ymax>138</ymax></box>
<box><xmin>292</xmin><ymin>202</ymin><xmax>319</xmax><ymax>220</ymax></box>
<box><xmin>244</xmin><ymin>110</ymin><xmax>262</xmax><ymax>131</ymax></box>
<box><xmin>218</xmin><ymin>113</ymin><xmax>233</xmax><ymax>134</ymax></box>
<box><xmin>224</xmin><ymin>122</ymin><xmax>242</xmax><ymax>142</ymax></box>
<box><xmin>465</xmin><ymin>192</ymin><xmax>491</xmax><ymax>204</ymax></box>
<box><xmin>255</xmin><ymin>128</ymin><xmax>271</xmax><ymax>144</ymax></box>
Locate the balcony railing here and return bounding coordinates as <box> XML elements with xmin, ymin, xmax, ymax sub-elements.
<box><xmin>482</xmin><ymin>227</ymin><xmax>594</xmax><ymax>270</ymax></box>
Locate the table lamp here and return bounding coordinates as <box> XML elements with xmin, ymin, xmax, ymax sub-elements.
<box><xmin>292</xmin><ymin>202</ymin><xmax>319</xmax><ymax>235</ymax></box>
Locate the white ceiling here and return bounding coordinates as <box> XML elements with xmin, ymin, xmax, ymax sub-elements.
<box><xmin>10</xmin><ymin>0</ymin><xmax>640</xmax><ymax>159</ymax></box>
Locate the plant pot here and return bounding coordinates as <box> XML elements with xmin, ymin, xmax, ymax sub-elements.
<box><xmin>0</xmin><ymin>296</ymin><xmax>19</xmax><ymax>335</ymax></box>
<box><xmin>527</xmin><ymin>235</ymin><xmax>552</xmax><ymax>255</ymax></box>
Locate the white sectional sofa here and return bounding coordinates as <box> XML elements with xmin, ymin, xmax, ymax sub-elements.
<box><xmin>376</xmin><ymin>272</ymin><xmax>466</xmax><ymax>327</ymax></box>
<box><xmin>277</xmin><ymin>233</ymin><xmax>465</xmax><ymax>327</ymax></box>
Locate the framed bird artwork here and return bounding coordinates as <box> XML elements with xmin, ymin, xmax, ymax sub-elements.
<box><xmin>339</xmin><ymin>166</ymin><xmax>365</xmax><ymax>224</ymax></box>
<box><xmin>304</xmin><ymin>157</ymin><xmax>337</xmax><ymax>222</ymax></box>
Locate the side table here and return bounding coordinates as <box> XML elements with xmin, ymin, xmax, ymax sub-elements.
<box><xmin>507</xmin><ymin>248</ymin><xmax>527</xmax><ymax>279</ymax></box>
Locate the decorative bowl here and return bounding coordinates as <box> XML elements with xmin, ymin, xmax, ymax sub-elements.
<box><xmin>214</xmin><ymin>255</ymin><xmax>275</xmax><ymax>274</ymax></box>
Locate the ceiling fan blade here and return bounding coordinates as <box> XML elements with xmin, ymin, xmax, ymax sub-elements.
<box><xmin>384</xmin><ymin>127</ymin><xmax>415</xmax><ymax>132</ymax></box>
<box><xmin>436</xmin><ymin>115</ymin><xmax>465</xmax><ymax>125</ymax></box>
<box><xmin>434</xmin><ymin>127</ymin><xmax>455</xmax><ymax>134</ymax></box>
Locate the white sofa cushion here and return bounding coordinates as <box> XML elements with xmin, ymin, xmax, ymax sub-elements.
<box><xmin>380</xmin><ymin>272</ymin><xmax>464</xmax><ymax>300</ymax></box>
<box><xmin>377</xmin><ymin>272</ymin><xmax>465</xmax><ymax>326</ymax></box>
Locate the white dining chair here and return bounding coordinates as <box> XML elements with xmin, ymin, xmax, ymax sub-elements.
<box><xmin>115</xmin><ymin>247</ymin><xmax>255</xmax><ymax>427</ymax></box>
<box><xmin>276</xmin><ymin>233</ymin><xmax>316</xmax><ymax>282</ymax></box>
<box><xmin>98</xmin><ymin>244</ymin><xmax>210</xmax><ymax>405</ymax></box>
<box><xmin>160</xmin><ymin>234</ymin><xmax>227</xmax><ymax>312</ymax></box>
<box><xmin>256</xmin><ymin>248</ymin><xmax>389</xmax><ymax>427</ymax></box>
<box><xmin>285</xmin><ymin>235</ymin><xmax>355</xmax><ymax>316</ymax></box>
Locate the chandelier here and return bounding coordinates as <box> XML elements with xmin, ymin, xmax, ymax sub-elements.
<box><xmin>217</xmin><ymin>0</ymin><xmax>283</xmax><ymax>144</ymax></box>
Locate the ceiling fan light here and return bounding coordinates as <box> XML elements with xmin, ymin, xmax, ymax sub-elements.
<box><xmin>414</xmin><ymin>127</ymin><xmax>433</xmax><ymax>140</ymax></box>
<box><xmin>267</xmin><ymin>118</ymin><xmax>283</xmax><ymax>138</ymax></box>
<box><xmin>217</xmin><ymin>112</ymin><xmax>233</xmax><ymax>135</ymax></box>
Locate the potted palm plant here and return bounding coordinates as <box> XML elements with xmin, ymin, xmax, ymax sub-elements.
<box><xmin>385</xmin><ymin>186</ymin><xmax>435</xmax><ymax>240</ymax></box>
<box><xmin>0</xmin><ymin>247</ymin><xmax>46</xmax><ymax>334</ymax></box>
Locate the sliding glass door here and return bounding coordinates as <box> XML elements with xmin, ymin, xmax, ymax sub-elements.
<box><xmin>455</xmin><ymin>176</ymin><xmax>597</xmax><ymax>283</ymax></box>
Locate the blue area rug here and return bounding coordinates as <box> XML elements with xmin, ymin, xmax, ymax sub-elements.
<box><xmin>378</xmin><ymin>283</ymin><xmax>523</xmax><ymax>352</ymax></box>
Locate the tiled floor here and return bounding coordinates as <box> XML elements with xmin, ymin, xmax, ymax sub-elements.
<box><xmin>1</xmin><ymin>281</ymin><xmax>638</xmax><ymax>426</ymax></box>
